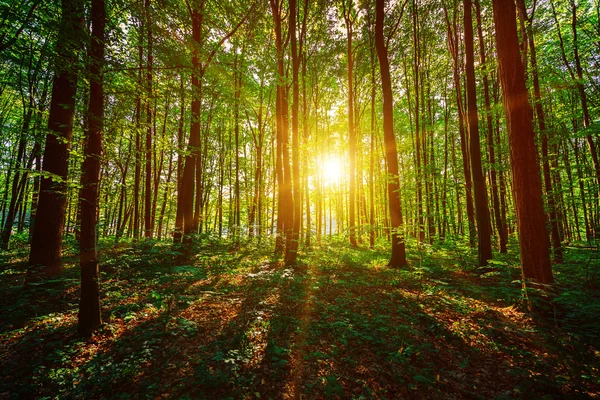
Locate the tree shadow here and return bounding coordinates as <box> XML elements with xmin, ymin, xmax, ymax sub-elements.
<box><xmin>2</xmin><ymin>240</ymin><xmax>599</xmax><ymax>399</ymax></box>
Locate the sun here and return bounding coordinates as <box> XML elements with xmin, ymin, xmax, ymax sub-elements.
<box><xmin>321</xmin><ymin>156</ymin><xmax>342</xmax><ymax>186</ymax></box>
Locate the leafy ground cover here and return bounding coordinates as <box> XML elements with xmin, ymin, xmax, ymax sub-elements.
<box><xmin>1</xmin><ymin>235</ymin><xmax>599</xmax><ymax>399</ymax></box>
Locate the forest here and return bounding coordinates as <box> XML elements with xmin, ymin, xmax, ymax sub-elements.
<box><xmin>0</xmin><ymin>0</ymin><xmax>599</xmax><ymax>397</ymax></box>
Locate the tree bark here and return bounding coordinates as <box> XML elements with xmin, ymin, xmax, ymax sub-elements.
<box><xmin>491</xmin><ymin>0</ymin><xmax>553</xmax><ymax>283</ymax></box>
<box><xmin>516</xmin><ymin>0</ymin><xmax>563</xmax><ymax>261</ymax></box>
<box><xmin>464</xmin><ymin>0</ymin><xmax>492</xmax><ymax>266</ymax></box>
<box><xmin>375</xmin><ymin>0</ymin><xmax>407</xmax><ymax>268</ymax></box>
<box><xmin>474</xmin><ymin>0</ymin><xmax>507</xmax><ymax>253</ymax></box>
<box><xmin>343</xmin><ymin>1</ymin><xmax>357</xmax><ymax>248</ymax></box>
<box><xmin>28</xmin><ymin>0</ymin><xmax>84</xmax><ymax>276</ymax></box>
<box><xmin>144</xmin><ymin>0</ymin><xmax>153</xmax><ymax>238</ymax></box>
<box><xmin>78</xmin><ymin>0</ymin><xmax>104</xmax><ymax>336</ymax></box>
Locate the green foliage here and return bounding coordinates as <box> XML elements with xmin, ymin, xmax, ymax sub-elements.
<box><xmin>2</xmin><ymin>231</ymin><xmax>600</xmax><ymax>399</ymax></box>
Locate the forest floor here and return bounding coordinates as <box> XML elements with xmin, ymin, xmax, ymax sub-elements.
<box><xmin>1</xmin><ymin>235</ymin><xmax>600</xmax><ymax>399</ymax></box>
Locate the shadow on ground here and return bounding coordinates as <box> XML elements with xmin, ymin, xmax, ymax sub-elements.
<box><xmin>1</xmin><ymin>238</ymin><xmax>599</xmax><ymax>399</ymax></box>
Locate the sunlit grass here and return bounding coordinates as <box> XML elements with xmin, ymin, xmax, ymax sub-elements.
<box><xmin>1</xmin><ymin>236</ymin><xmax>599</xmax><ymax>398</ymax></box>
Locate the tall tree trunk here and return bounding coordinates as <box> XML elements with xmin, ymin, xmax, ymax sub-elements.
<box><xmin>173</xmin><ymin>74</ymin><xmax>186</xmax><ymax>242</ymax></box>
<box><xmin>517</xmin><ymin>0</ymin><xmax>563</xmax><ymax>261</ymax></box>
<box><xmin>474</xmin><ymin>0</ymin><xmax>507</xmax><ymax>253</ymax></box>
<box><xmin>302</xmin><ymin>51</ymin><xmax>310</xmax><ymax>247</ymax></box>
<box><xmin>491</xmin><ymin>0</ymin><xmax>553</xmax><ymax>283</ymax></box>
<box><xmin>285</xmin><ymin>0</ymin><xmax>301</xmax><ymax>265</ymax></box>
<box><xmin>179</xmin><ymin>5</ymin><xmax>204</xmax><ymax>245</ymax></box>
<box><xmin>375</xmin><ymin>0</ymin><xmax>407</xmax><ymax>268</ymax></box>
<box><xmin>144</xmin><ymin>0</ymin><xmax>153</xmax><ymax>238</ymax></box>
<box><xmin>344</xmin><ymin>2</ymin><xmax>357</xmax><ymax>248</ymax></box>
<box><xmin>249</xmin><ymin>79</ymin><xmax>266</xmax><ymax>239</ymax></box>
<box><xmin>133</xmin><ymin>21</ymin><xmax>143</xmax><ymax>240</ymax></box>
<box><xmin>443</xmin><ymin>5</ymin><xmax>475</xmax><ymax>245</ymax></box>
<box><xmin>29</xmin><ymin>0</ymin><xmax>84</xmax><ymax>276</ymax></box>
<box><xmin>369</xmin><ymin>35</ymin><xmax>376</xmax><ymax>249</ymax></box>
<box><xmin>271</xmin><ymin>0</ymin><xmax>293</xmax><ymax>257</ymax></box>
<box><xmin>233</xmin><ymin>51</ymin><xmax>241</xmax><ymax>237</ymax></box>
<box><xmin>412</xmin><ymin>1</ymin><xmax>425</xmax><ymax>243</ymax></box>
<box><xmin>78</xmin><ymin>0</ymin><xmax>104</xmax><ymax>336</ymax></box>
<box><xmin>464</xmin><ymin>0</ymin><xmax>492</xmax><ymax>266</ymax></box>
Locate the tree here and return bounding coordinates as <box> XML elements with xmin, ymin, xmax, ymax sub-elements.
<box><xmin>491</xmin><ymin>0</ymin><xmax>553</xmax><ymax>284</ymax></box>
<box><xmin>286</xmin><ymin>0</ymin><xmax>301</xmax><ymax>265</ymax></box>
<box><xmin>270</xmin><ymin>0</ymin><xmax>294</xmax><ymax>257</ymax></box>
<box><xmin>144</xmin><ymin>0</ymin><xmax>153</xmax><ymax>238</ymax></box>
<box><xmin>78</xmin><ymin>0</ymin><xmax>105</xmax><ymax>336</ymax></box>
<box><xmin>28</xmin><ymin>0</ymin><xmax>84</xmax><ymax>276</ymax></box>
<box><xmin>463</xmin><ymin>0</ymin><xmax>492</xmax><ymax>266</ymax></box>
<box><xmin>375</xmin><ymin>0</ymin><xmax>408</xmax><ymax>268</ymax></box>
<box><xmin>342</xmin><ymin>0</ymin><xmax>358</xmax><ymax>248</ymax></box>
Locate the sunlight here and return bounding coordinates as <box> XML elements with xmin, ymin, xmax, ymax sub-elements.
<box><xmin>321</xmin><ymin>156</ymin><xmax>342</xmax><ymax>186</ymax></box>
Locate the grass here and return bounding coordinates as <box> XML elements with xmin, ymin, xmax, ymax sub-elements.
<box><xmin>1</xmin><ymin>234</ymin><xmax>599</xmax><ymax>399</ymax></box>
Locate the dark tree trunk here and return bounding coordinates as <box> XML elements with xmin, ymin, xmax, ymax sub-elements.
<box><xmin>29</xmin><ymin>0</ymin><xmax>84</xmax><ymax>276</ymax></box>
<box><xmin>516</xmin><ymin>0</ymin><xmax>563</xmax><ymax>262</ymax></box>
<box><xmin>144</xmin><ymin>0</ymin><xmax>153</xmax><ymax>238</ymax></box>
<box><xmin>285</xmin><ymin>0</ymin><xmax>301</xmax><ymax>265</ymax></box>
<box><xmin>179</xmin><ymin>5</ymin><xmax>203</xmax><ymax>245</ymax></box>
<box><xmin>474</xmin><ymin>0</ymin><xmax>507</xmax><ymax>253</ymax></box>
<box><xmin>173</xmin><ymin>74</ymin><xmax>185</xmax><ymax>242</ymax></box>
<box><xmin>464</xmin><ymin>0</ymin><xmax>492</xmax><ymax>266</ymax></box>
<box><xmin>412</xmin><ymin>1</ymin><xmax>425</xmax><ymax>243</ymax></box>
<box><xmin>78</xmin><ymin>0</ymin><xmax>105</xmax><ymax>336</ymax></box>
<box><xmin>491</xmin><ymin>0</ymin><xmax>553</xmax><ymax>283</ymax></box>
<box><xmin>271</xmin><ymin>0</ymin><xmax>293</xmax><ymax>256</ymax></box>
<box><xmin>344</xmin><ymin>2</ymin><xmax>357</xmax><ymax>248</ymax></box>
<box><xmin>133</xmin><ymin>22</ymin><xmax>143</xmax><ymax>240</ymax></box>
<box><xmin>375</xmin><ymin>0</ymin><xmax>407</xmax><ymax>268</ymax></box>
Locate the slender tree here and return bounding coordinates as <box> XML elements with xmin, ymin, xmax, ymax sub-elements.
<box><xmin>375</xmin><ymin>0</ymin><xmax>408</xmax><ymax>268</ymax></box>
<box><xmin>144</xmin><ymin>0</ymin><xmax>153</xmax><ymax>238</ymax></box>
<box><xmin>463</xmin><ymin>0</ymin><xmax>492</xmax><ymax>266</ymax></box>
<box><xmin>78</xmin><ymin>0</ymin><xmax>105</xmax><ymax>336</ymax></box>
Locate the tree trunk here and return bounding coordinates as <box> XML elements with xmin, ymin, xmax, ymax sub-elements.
<box><xmin>369</xmin><ymin>35</ymin><xmax>376</xmax><ymax>249</ymax></box>
<box><xmin>179</xmin><ymin>5</ymin><xmax>204</xmax><ymax>245</ymax></box>
<box><xmin>285</xmin><ymin>0</ymin><xmax>301</xmax><ymax>265</ymax></box>
<box><xmin>464</xmin><ymin>0</ymin><xmax>492</xmax><ymax>266</ymax></box>
<box><xmin>474</xmin><ymin>0</ymin><xmax>507</xmax><ymax>253</ymax></box>
<box><xmin>78</xmin><ymin>0</ymin><xmax>104</xmax><ymax>336</ymax></box>
<box><xmin>491</xmin><ymin>0</ymin><xmax>553</xmax><ymax>283</ymax></box>
<box><xmin>516</xmin><ymin>0</ymin><xmax>563</xmax><ymax>261</ymax></box>
<box><xmin>271</xmin><ymin>0</ymin><xmax>293</xmax><ymax>257</ymax></box>
<box><xmin>344</xmin><ymin>3</ymin><xmax>357</xmax><ymax>248</ymax></box>
<box><xmin>375</xmin><ymin>0</ymin><xmax>407</xmax><ymax>268</ymax></box>
<box><xmin>443</xmin><ymin>5</ymin><xmax>476</xmax><ymax>245</ymax></box>
<box><xmin>29</xmin><ymin>0</ymin><xmax>84</xmax><ymax>276</ymax></box>
<box><xmin>144</xmin><ymin>0</ymin><xmax>153</xmax><ymax>238</ymax></box>
<box><xmin>173</xmin><ymin>74</ymin><xmax>186</xmax><ymax>242</ymax></box>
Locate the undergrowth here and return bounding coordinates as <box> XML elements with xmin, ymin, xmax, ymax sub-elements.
<box><xmin>1</xmin><ymin>234</ymin><xmax>599</xmax><ymax>399</ymax></box>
